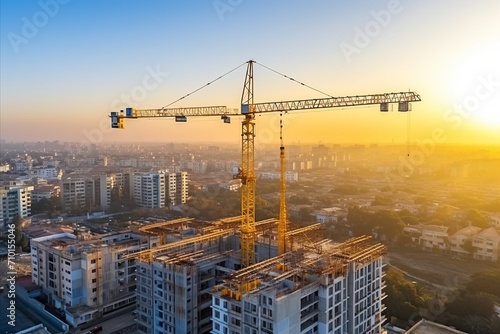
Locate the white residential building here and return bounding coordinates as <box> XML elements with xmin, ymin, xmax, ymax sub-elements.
<box><xmin>403</xmin><ymin>225</ymin><xmax>449</xmax><ymax>252</ymax></box>
<box><xmin>29</xmin><ymin>166</ymin><xmax>62</xmax><ymax>180</ymax></box>
<box><xmin>61</xmin><ymin>178</ymin><xmax>86</xmax><ymax>212</ymax></box>
<box><xmin>31</xmin><ymin>185</ymin><xmax>61</xmax><ymax>203</ymax></box>
<box><xmin>472</xmin><ymin>228</ymin><xmax>500</xmax><ymax>261</ymax></box>
<box><xmin>313</xmin><ymin>207</ymin><xmax>345</xmax><ymax>224</ymax></box>
<box><xmin>258</xmin><ymin>171</ymin><xmax>299</xmax><ymax>182</ymax></box>
<box><xmin>0</xmin><ymin>185</ymin><xmax>34</xmax><ymax>224</ymax></box>
<box><xmin>30</xmin><ymin>232</ymin><xmax>159</xmax><ymax>327</ymax></box>
<box><xmin>131</xmin><ymin>171</ymin><xmax>188</xmax><ymax>208</ymax></box>
<box><xmin>132</xmin><ymin>171</ymin><xmax>166</xmax><ymax>209</ymax></box>
<box><xmin>489</xmin><ymin>214</ymin><xmax>500</xmax><ymax>228</ymax></box>
<box><xmin>449</xmin><ymin>226</ymin><xmax>482</xmax><ymax>257</ymax></box>
<box><xmin>13</xmin><ymin>156</ymin><xmax>34</xmax><ymax>172</ymax></box>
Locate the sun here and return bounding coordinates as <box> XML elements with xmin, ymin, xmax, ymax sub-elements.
<box><xmin>473</xmin><ymin>101</ymin><xmax>500</xmax><ymax>127</ymax></box>
<box><xmin>449</xmin><ymin>48</ymin><xmax>500</xmax><ymax>128</ymax></box>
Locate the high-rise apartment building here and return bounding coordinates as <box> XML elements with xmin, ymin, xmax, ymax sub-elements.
<box><xmin>30</xmin><ymin>231</ymin><xmax>159</xmax><ymax>327</ymax></box>
<box><xmin>61</xmin><ymin>177</ymin><xmax>86</xmax><ymax>212</ymax></box>
<box><xmin>0</xmin><ymin>185</ymin><xmax>34</xmax><ymax>224</ymax></box>
<box><xmin>132</xmin><ymin>171</ymin><xmax>188</xmax><ymax>208</ymax></box>
<box><xmin>132</xmin><ymin>171</ymin><xmax>166</xmax><ymax>209</ymax></box>
<box><xmin>61</xmin><ymin>173</ymin><xmax>131</xmax><ymax>212</ymax></box>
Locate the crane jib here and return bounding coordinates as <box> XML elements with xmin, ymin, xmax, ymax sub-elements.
<box><xmin>110</xmin><ymin>91</ymin><xmax>420</xmax><ymax>128</ymax></box>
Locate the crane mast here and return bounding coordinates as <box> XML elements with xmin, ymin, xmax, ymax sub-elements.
<box><xmin>110</xmin><ymin>60</ymin><xmax>422</xmax><ymax>267</ymax></box>
<box><xmin>278</xmin><ymin>115</ymin><xmax>287</xmax><ymax>255</ymax></box>
<box><xmin>238</xmin><ymin>60</ymin><xmax>257</xmax><ymax>267</ymax></box>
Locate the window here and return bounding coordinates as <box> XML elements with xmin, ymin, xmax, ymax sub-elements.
<box><xmin>91</xmin><ymin>259</ymin><xmax>96</xmax><ymax>264</ymax></box>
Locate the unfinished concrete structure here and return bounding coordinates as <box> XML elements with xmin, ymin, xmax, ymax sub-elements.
<box><xmin>132</xmin><ymin>217</ymin><xmax>386</xmax><ymax>334</ymax></box>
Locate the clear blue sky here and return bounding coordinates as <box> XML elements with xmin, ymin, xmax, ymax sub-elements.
<box><xmin>1</xmin><ymin>0</ymin><xmax>499</xmax><ymax>145</ymax></box>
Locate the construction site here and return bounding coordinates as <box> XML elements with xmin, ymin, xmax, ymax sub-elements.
<box><xmin>111</xmin><ymin>60</ymin><xmax>421</xmax><ymax>334</ymax></box>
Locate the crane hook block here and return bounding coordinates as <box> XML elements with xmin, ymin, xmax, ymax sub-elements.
<box><xmin>398</xmin><ymin>102</ymin><xmax>410</xmax><ymax>112</ymax></box>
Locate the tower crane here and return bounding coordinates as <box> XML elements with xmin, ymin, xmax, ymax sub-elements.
<box><xmin>110</xmin><ymin>60</ymin><xmax>421</xmax><ymax>267</ymax></box>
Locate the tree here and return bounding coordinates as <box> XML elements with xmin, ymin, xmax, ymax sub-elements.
<box><xmin>463</xmin><ymin>238</ymin><xmax>475</xmax><ymax>255</ymax></box>
<box><xmin>432</xmin><ymin>206</ymin><xmax>453</xmax><ymax>225</ymax></box>
<box><xmin>12</xmin><ymin>215</ymin><xmax>23</xmax><ymax>246</ymax></box>
<box><xmin>12</xmin><ymin>215</ymin><xmax>30</xmax><ymax>252</ymax></box>
<box><xmin>384</xmin><ymin>267</ymin><xmax>430</xmax><ymax>321</ymax></box>
<box><xmin>467</xmin><ymin>269</ymin><xmax>500</xmax><ymax>298</ymax></box>
<box><xmin>298</xmin><ymin>207</ymin><xmax>313</xmax><ymax>223</ymax></box>
<box><xmin>466</xmin><ymin>209</ymin><xmax>489</xmax><ymax>228</ymax></box>
<box><xmin>109</xmin><ymin>186</ymin><xmax>122</xmax><ymax>212</ymax></box>
<box><xmin>446</xmin><ymin>292</ymin><xmax>494</xmax><ymax>318</ymax></box>
<box><xmin>372</xmin><ymin>210</ymin><xmax>405</xmax><ymax>242</ymax></box>
<box><xmin>372</xmin><ymin>194</ymin><xmax>393</xmax><ymax>206</ymax></box>
<box><xmin>348</xmin><ymin>206</ymin><xmax>372</xmax><ymax>236</ymax></box>
<box><xmin>288</xmin><ymin>195</ymin><xmax>311</xmax><ymax>205</ymax></box>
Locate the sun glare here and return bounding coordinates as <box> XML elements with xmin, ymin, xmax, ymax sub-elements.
<box><xmin>449</xmin><ymin>48</ymin><xmax>500</xmax><ymax>129</ymax></box>
<box><xmin>474</xmin><ymin>100</ymin><xmax>500</xmax><ymax>127</ymax></box>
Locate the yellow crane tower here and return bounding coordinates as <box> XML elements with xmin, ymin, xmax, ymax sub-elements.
<box><xmin>110</xmin><ymin>60</ymin><xmax>421</xmax><ymax>267</ymax></box>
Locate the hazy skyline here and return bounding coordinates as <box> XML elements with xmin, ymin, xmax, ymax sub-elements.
<box><xmin>1</xmin><ymin>0</ymin><xmax>499</xmax><ymax>146</ymax></box>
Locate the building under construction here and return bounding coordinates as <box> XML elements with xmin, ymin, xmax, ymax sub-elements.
<box><xmin>112</xmin><ymin>60</ymin><xmax>417</xmax><ymax>334</ymax></box>
<box><xmin>132</xmin><ymin>216</ymin><xmax>386</xmax><ymax>334</ymax></box>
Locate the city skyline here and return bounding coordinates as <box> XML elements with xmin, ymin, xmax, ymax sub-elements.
<box><xmin>1</xmin><ymin>1</ymin><xmax>499</xmax><ymax>146</ymax></box>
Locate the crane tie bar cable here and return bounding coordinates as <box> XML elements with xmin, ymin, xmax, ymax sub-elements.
<box><xmin>254</xmin><ymin>61</ymin><xmax>334</xmax><ymax>99</ymax></box>
<box><xmin>161</xmin><ymin>62</ymin><xmax>247</xmax><ymax>110</ymax></box>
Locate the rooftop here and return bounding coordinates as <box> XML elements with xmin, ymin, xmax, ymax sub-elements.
<box><xmin>406</xmin><ymin>319</ymin><xmax>468</xmax><ymax>334</ymax></box>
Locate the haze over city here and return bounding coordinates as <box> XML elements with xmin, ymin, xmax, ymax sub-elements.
<box><xmin>1</xmin><ymin>0</ymin><xmax>499</xmax><ymax>145</ymax></box>
<box><xmin>1</xmin><ymin>2</ymin><xmax>500</xmax><ymax>334</ymax></box>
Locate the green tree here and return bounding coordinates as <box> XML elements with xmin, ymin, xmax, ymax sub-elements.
<box><xmin>432</xmin><ymin>206</ymin><xmax>453</xmax><ymax>225</ymax></box>
<box><xmin>11</xmin><ymin>215</ymin><xmax>30</xmax><ymax>252</ymax></box>
<box><xmin>288</xmin><ymin>195</ymin><xmax>311</xmax><ymax>205</ymax></box>
<box><xmin>467</xmin><ymin>269</ymin><xmax>500</xmax><ymax>298</ymax></box>
<box><xmin>372</xmin><ymin>210</ymin><xmax>405</xmax><ymax>242</ymax></box>
<box><xmin>12</xmin><ymin>215</ymin><xmax>23</xmax><ymax>246</ymax></box>
<box><xmin>109</xmin><ymin>186</ymin><xmax>122</xmax><ymax>212</ymax></box>
<box><xmin>466</xmin><ymin>209</ymin><xmax>489</xmax><ymax>228</ymax></box>
<box><xmin>347</xmin><ymin>206</ymin><xmax>372</xmax><ymax>236</ymax></box>
<box><xmin>446</xmin><ymin>292</ymin><xmax>494</xmax><ymax>318</ymax></box>
<box><xmin>372</xmin><ymin>194</ymin><xmax>393</xmax><ymax>206</ymax></box>
<box><xmin>384</xmin><ymin>267</ymin><xmax>429</xmax><ymax>321</ymax></box>
<box><xmin>463</xmin><ymin>238</ymin><xmax>475</xmax><ymax>255</ymax></box>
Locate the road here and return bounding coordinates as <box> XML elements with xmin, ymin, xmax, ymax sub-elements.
<box><xmin>384</xmin><ymin>245</ymin><xmax>499</xmax><ymax>307</ymax></box>
<box><xmin>71</xmin><ymin>306</ymin><xmax>137</xmax><ymax>334</ymax></box>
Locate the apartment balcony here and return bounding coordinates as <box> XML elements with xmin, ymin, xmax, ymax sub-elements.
<box><xmin>300</xmin><ymin>295</ymin><xmax>319</xmax><ymax>309</ymax></box>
